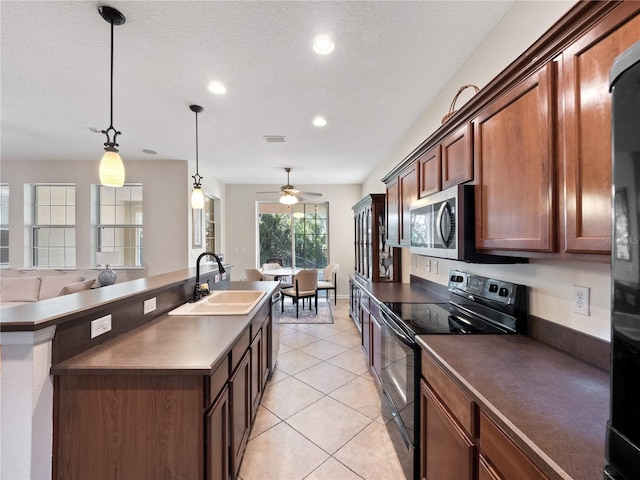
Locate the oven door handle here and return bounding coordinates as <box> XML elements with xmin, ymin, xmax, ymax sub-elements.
<box><xmin>380</xmin><ymin>311</ymin><xmax>415</xmax><ymax>346</ymax></box>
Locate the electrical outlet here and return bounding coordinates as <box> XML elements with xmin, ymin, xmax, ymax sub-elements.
<box><xmin>411</xmin><ymin>255</ymin><xmax>418</xmax><ymax>268</ymax></box>
<box><xmin>91</xmin><ymin>315</ymin><xmax>112</xmax><ymax>339</ymax></box>
<box><xmin>432</xmin><ymin>260</ymin><xmax>438</xmax><ymax>274</ymax></box>
<box><xmin>214</xmin><ymin>274</ymin><xmax>221</xmax><ymax>283</ymax></box>
<box><xmin>425</xmin><ymin>259</ymin><xmax>431</xmax><ymax>272</ymax></box>
<box><xmin>572</xmin><ymin>286</ymin><xmax>590</xmax><ymax>316</ymax></box>
<box><xmin>143</xmin><ymin>297</ymin><xmax>156</xmax><ymax>314</ymax></box>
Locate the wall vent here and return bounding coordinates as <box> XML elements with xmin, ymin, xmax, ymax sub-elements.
<box><xmin>264</xmin><ymin>135</ymin><xmax>286</xmax><ymax>143</ymax></box>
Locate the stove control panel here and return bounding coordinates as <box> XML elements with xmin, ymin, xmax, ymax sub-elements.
<box><xmin>448</xmin><ymin>270</ymin><xmax>522</xmax><ymax>306</ymax></box>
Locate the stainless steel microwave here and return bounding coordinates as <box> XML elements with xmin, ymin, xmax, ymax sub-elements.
<box><xmin>409</xmin><ymin>184</ymin><xmax>472</xmax><ymax>260</ymax></box>
<box><xmin>410</xmin><ymin>184</ymin><xmax>527</xmax><ymax>263</ymax></box>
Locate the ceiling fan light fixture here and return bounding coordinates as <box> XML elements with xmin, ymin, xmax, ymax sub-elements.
<box><xmin>98</xmin><ymin>6</ymin><xmax>126</xmax><ymax>188</ymax></box>
<box><xmin>280</xmin><ymin>193</ymin><xmax>298</xmax><ymax>205</ymax></box>
<box><xmin>190</xmin><ymin>104</ymin><xmax>205</xmax><ymax>210</ymax></box>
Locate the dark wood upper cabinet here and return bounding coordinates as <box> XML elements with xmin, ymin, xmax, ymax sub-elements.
<box><xmin>474</xmin><ymin>62</ymin><xmax>556</xmax><ymax>253</ymax></box>
<box><xmin>399</xmin><ymin>163</ymin><xmax>419</xmax><ymax>246</ymax></box>
<box><xmin>442</xmin><ymin>122</ymin><xmax>473</xmax><ymax>190</ymax></box>
<box><xmin>562</xmin><ymin>5</ymin><xmax>640</xmax><ymax>254</ymax></box>
<box><xmin>419</xmin><ymin>145</ymin><xmax>442</xmax><ymax>197</ymax></box>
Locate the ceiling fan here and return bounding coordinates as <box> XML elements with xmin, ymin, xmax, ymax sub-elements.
<box><xmin>257</xmin><ymin>168</ymin><xmax>322</xmax><ymax>205</ymax></box>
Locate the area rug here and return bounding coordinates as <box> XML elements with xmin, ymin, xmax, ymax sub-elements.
<box><xmin>278</xmin><ymin>299</ymin><xmax>334</xmax><ymax>324</ymax></box>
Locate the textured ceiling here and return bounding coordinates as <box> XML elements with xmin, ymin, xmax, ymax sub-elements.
<box><xmin>1</xmin><ymin>1</ymin><xmax>515</xmax><ymax>186</ymax></box>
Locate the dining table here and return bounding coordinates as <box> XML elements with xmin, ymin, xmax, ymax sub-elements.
<box><xmin>260</xmin><ymin>267</ymin><xmax>300</xmax><ymax>281</ymax></box>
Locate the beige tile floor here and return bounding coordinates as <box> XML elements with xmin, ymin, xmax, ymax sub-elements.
<box><xmin>238</xmin><ymin>299</ymin><xmax>407</xmax><ymax>480</ymax></box>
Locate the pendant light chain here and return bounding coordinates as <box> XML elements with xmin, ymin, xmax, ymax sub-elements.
<box><xmin>103</xmin><ymin>17</ymin><xmax>120</xmax><ymax>149</ymax></box>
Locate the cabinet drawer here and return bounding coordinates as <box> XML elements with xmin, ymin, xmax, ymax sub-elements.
<box><xmin>208</xmin><ymin>356</ymin><xmax>229</xmax><ymax>407</ymax></box>
<box><xmin>480</xmin><ymin>412</ymin><xmax>547</xmax><ymax>480</ymax></box>
<box><xmin>230</xmin><ymin>328</ymin><xmax>251</xmax><ymax>374</ymax></box>
<box><xmin>251</xmin><ymin>304</ymin><xmax>269</xmax><ymax>339</ymax></box>
<box><xmin>421</xmin><ymin>352</ymin><xmax>477</xmax><ymax>436</ymax></box>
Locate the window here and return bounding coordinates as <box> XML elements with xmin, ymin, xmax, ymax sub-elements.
<box><xmin>258</xmin><ymin>202</ymin><xmax>328</xmax><ymax>269</ymax></box>
<box><xmin>32</xmin><ymin>184</ymin><xmax>76</xmax><ymax>267</ymax></box>
<box><xmin>98</xmin><ymin>184</ymin><xmax>143</xmax><ymax>267</ymax></box>
<box><xmin>0</xmin><ymin>184</ymin><xmax>8</xmax><ymax>266</ymax></box>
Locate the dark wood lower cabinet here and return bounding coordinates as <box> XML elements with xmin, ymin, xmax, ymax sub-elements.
<box><xmin>229</xmin><ymin>349</ymin><xmax>251</xmax><ymax>479</ymax></box>
<box><xmin>54</xmin><ymin>375</ymin><xmax>204</xmax><ymax>479</ymax></box>
<box><xmin>207</xmin><ymin>386</ymin><xmax>231</xmax><ymax>480</ymax></box>
<box><xmin>420</xmin><ymin>379</ymin><xmax>475</xmax><ymax>480</ymax></box>
<box><xmin>250</xmin><ymin>329</ymin><xmax>262</xmax><ymax>420</ymax></box>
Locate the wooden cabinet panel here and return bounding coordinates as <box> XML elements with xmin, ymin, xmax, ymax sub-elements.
<box><xmin>479</xmin><ymin>454</ymin><xmax>502</xmax><ymax>480</ymax></box>
<box><xmin>207</xmin><ymin>386</ymin><xmax>231</xmax><ymax>480</ymax></box>
<box><xmin>479</xmin><ymin>412</ymin><xmax>547</xmax><ymax>480</ymax></box>
<box><xmin>261</xmin><ymin>319</ymin><xmax>270</xmax><ymax>388</ymax></box>
<box><xmin>474</xmin><ymin>63</ymin><xmax>556</xmax><ymax>252</ymax></box>
<box><xmin>442</xmin><ymin>123</ymin><xmax>473</xmax><ymax>190</ymax></box>
<box><xmin>420</xmin><ymin>379</ymin><xmax>475</xmax><ymax>480</ymax></box>
<box><xmin>370</xmin><ymin>303</ymin><xmax>382</xmax><ymax>379</ymax></box>
<box><xmin>419</xmin><ymin>145</ymin><xmax>442</xmax><ymax>197</ymax></box>
<box><xmin>55</xmin><ymin>375</ymin><xmax>204</xmax><ymax>480</ymax></box>
<box><xmin>250</xmin><ymin>329</ymin><xmax>263</xmax><ymax>420</ymax></box>
<box><xmin>386</xmin><ymin>178</ymin><xmax>400</xmax><ymax>246</ymax></box>
<box><xmin>421</xmin><ymin>352</ymin><xmax>477</xmax><ymax>436</ymax></box>
<box><xmin>229</xmin><ymin>350</ymin><xmax>251</xmax><ymax>479</ymax></box>
<box><xmin>562</xmin><ymin>6</ymin><xmax>640</xmax><ymax>253</ymax></box>
<box><xmin>400</xmin><ymin>163</ymin><xmax>419</xmax><ymax>246</ymax></box>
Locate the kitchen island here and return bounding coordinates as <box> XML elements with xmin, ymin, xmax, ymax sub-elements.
<box><xmin>51</xmin><ymin>279</ymin><xmax>279</xmax><ymax>479</ymax></box>
<box><xmin>0</xmin><ymin>264</ymin><xmax>280</xmax><ymax>480</ymax></box>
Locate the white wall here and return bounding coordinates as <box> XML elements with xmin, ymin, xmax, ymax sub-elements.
<box><xmin>361</xmin><ymin>1</ymin><xmax>613</xmax><ymax>341</ymax></box>
<box><xmin>1</xmin><ymin>159</ymin><xmax>190</xmax><ymax>277</ymax></box>
<box><xmin>224</xmin><ymin>183</ymin><xmax>361</xmax><ymax>298</ymax></box>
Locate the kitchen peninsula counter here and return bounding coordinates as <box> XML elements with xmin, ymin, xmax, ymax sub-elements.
<box><xmin>51</xmin><ymin>280</ymin><xmax>278</xmax><ymax>376</ymax></box>
<box><xmin>417</xmin><ymin>334</ymin><xmax>609</xmax><ymax>480</ymax></box>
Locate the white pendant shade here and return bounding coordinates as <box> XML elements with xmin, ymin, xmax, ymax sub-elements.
<box><xmin>191</xmin><ymin>187</ymin><xmax>205</xmax><ymax>209</ymax></box>
<box><xmin>99</xmin><ymin>150</ymin><xmax>125</xmax><ymax>187</ymax></box>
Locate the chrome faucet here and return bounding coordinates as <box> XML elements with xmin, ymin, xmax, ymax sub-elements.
<box><xmin>194</xmin><ymin>252</ymin><xmax>226</xmax><ymax>301</ymax></box>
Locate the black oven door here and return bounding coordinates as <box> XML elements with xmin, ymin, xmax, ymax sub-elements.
<box><xmin>379</xmin><ymin>307</ymin><xmax>419</xmax><ymax>480</ymax></box>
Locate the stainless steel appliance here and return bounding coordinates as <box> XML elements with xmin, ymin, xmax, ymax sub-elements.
<box><xmin>606</xmin><ymin>40</ymin><xmax>640</xmax><ymax>480</ymax></box>
<box><xmin>378</xmin><ymin>270</ymin><xmax>527</xmax><ymax>480</ymax></box>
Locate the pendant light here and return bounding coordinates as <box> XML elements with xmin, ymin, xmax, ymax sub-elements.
<box><xmin>190</xmin><ymin>104</ymin><xmax>205</xmax><ymax>209</ymax></box>
<box><xmin>98</xmin><ymin>6</ymin><xmax>126</xmax><ymax>187</ymax></box>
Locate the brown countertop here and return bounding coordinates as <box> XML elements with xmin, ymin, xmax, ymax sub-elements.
<box><xmin>352</xmin><ymin>275</ymin><xmax>448</xmax><ymax>304</ymax></box>
<box><xmin>417</xmin><ymin>334</ymin><xmax>609</xmax><ymax>480</ymax></box>
<box><xmin>51</xmin><ymin>281</ymin><xmax>278</xmax><ymax>376</ymax></box>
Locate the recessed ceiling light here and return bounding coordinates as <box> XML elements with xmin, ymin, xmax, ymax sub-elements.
<box><xmin>208</xmin><ymin>81</ymin><xmax>227</xmax><ymax>94</ymax></box>
<box><xmin>313</xmin><ymin>116</ymin><xmax>327</xmax><ymax>127</ymax></box>
<box><xmin>86</xmin><ymin>127</ymin><xmax>102</xmax><ymax>133</ymax></box>
<box><xmin>142</xmin><ymin>149</ymin><xmax>157</xmax><ymax>155</ymax></box>
<box><xmin>313</xmin><ymin>35</ymin><xmax>335</xmax><ymax>55</ymax></box>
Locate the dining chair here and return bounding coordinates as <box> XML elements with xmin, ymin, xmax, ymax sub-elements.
<box><xmin>317</xmin><ymin>263</ymin><xmax>339</xmax><ymax>304</ymax></box>
<box><xmin>245</xmin><ymin>268</ymin><xmax>265</xmax><ymax>282</ymax></box>
<box><xmin>265</xmin><ymin>258</ymin><xmax>283</xmax><ymax>266</ymax></box>
<box><xmin>261</xmin><ymin>263</ymin><xmax>281</xmax><ymax>281</ymax></box>
<box><xmin>280</xmin><ymin>269</ymin><xmax>318</xmax><ymax>318</ymax></box>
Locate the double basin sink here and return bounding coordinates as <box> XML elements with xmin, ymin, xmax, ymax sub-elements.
<box><xmin>169</xmin><ymin>290</ymin><xmax>267</xmax><ymax>316</ymax></box>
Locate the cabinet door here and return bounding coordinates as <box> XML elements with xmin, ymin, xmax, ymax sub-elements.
<box><xmin>386</xmin><ymin>177</ymin><xmax>400</xmax><ymax>245</ymax></box>
<box><xmin>419</xmin><ymin>145</ymin><xmax>442</xmax><ymax>197</ymax></box>
<box><xmin>207</xmin><ymin>386</ymin><xmax>231</xmax><ymax>480</ymax></box>
<box><xmin>420</xmin><ymin>379</ymin><xmax>475</xmax><ymax>480</ymax></box>
<box><xmin>399</xmin><ymin>163</ymin><xmax>419</xmax><ymax>246</ymax></box>
<box><xmin>261</xmin><ymin>318</ymin><xmax>270</xmax><ymax>388</ymax></box>
<box><xmin>229</xmin><ymin>350</ymin><xmax>251</xmax><ymax>479</ymax></box>
<box><xmin>250</xmin><ymin>330</ymin><xmax>262</xmax><ymax>420</ymax></box>
<box><xmin>370</xmin><ymin>308</ymin><xmax>382</xmax><ymax>379</ymax></box>
<box><xmin>474</xmin><ymin>62</ymin><xmax>556</xmax><ymax>252</ymax></box>
<box><xmin>442</xmin><ymin>122</ymin><xmax>473</xmax><ymax>190</ymax></box>
<box><xmin>479</xmin><ymin>455</ymin><xmax>502</xmax><ymax>480</ymax></box>
<box><xmin>361</xmin><ymin>301</ymin><xmax>371</xmax><ymax>361</ymax></box>
<box><xmin>563</xmin><ymin>6</ymin><xmax>640</xmax><ymax>253</ymax></box>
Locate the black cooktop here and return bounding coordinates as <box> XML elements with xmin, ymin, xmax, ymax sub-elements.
<box><xmin>382</xmin><ymin>302</ymin><xmax>511</xmax><ymax>335</ymax></box>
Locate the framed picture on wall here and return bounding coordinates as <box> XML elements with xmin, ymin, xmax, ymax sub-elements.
<box><xmin>192</xmin><ymin>208</ymin><xmax>203</xmax><ymax>249</ymax></box>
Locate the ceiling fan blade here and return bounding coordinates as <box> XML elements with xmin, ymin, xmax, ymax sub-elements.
<box><xmin>299</xmin><ymin>191</ymin><xmax>322</xmax><ymax>196</ymax></box>
<box><xmin>256</xmin><ymin>191</ymin><xmax>281</xmax><ymax>194</ymax></box>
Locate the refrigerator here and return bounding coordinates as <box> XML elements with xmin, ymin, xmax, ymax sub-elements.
<box><xmin>606</xmin><ymin>40</ymin><xmax>640</xmax><ymax>480</ymax></box>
